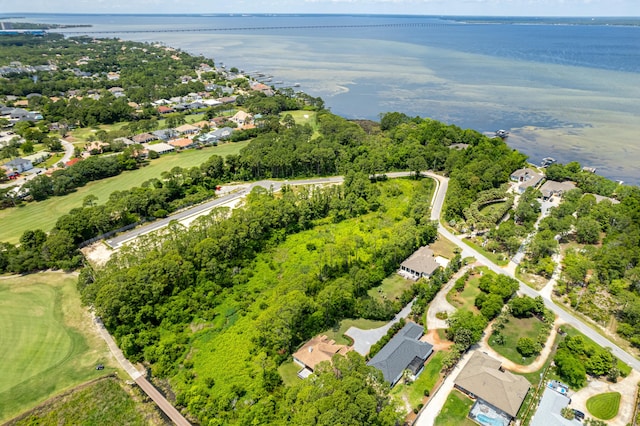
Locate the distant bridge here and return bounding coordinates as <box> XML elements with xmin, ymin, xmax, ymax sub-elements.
<box><xmin>59</xmin><ymin>22</ymin><xmax>452</xmax><ymax>35</ymax></box>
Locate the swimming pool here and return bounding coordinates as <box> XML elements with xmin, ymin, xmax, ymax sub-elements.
<box><xmin>476</xmin><ymin>413</ymin><xmax>507</xmax><ymax>426</ymax></box>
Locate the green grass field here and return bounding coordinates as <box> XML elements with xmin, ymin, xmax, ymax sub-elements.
<box><xmin>8</xmin><ymin>377</ymin><xmax>154</xmax><ymax>426</ymax></box>
<box><xmin>0</xmin><ymin>141</ymin><xmax>249</xmax><ymax>243</ymax></box>
<box><xmin>0</xmin><ymin>273</ymin><xmax>118</xmax><ymax>422</ymax></box>
<box><xmin>285</xmin><ymin>110</ymin><xmax>319</xmax><ymax>137</ymax></box>
<box><xmin>434</xmin><ymin>390</ymin><xmax>475</xmax><ymax>426</ymax></box>
<box><xmin>391</xmin><ymin>351</ymin><xmax>446</xmax><ymax>410</ymax></box>
<box><xmin>368</xmin><ymin>274</ymin><xmax>413</xmax><ymax>303</ymax></box>
<box><xmin>430</xmin><ymin>236</ymin><xmax>458</xmax><ymax>259</ymax></box>
<box><xmin>488</xmin><ymin>316</ymin><xmax>547</xmax><ymax>365</ymax></box>
<box><xmin>586</xmin><ymin>392</ymin><xmax>621</xmax><ymax>420</ymax></box>
<box><xmin>446</xmin><ymin>269</ymin><xmax>485</xmax><ymax>314</ymax></box>
<box><xmin>278</xmin><ymin>361</ymin><xmax>302</xmax><ymax>387</ymax></box>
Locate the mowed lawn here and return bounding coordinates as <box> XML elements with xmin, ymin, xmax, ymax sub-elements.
<box><xmin>0</xmin><ymin>141</ymin><xmax>249</xmax><ymax>243</ymax></box>
<box><xmin>368</xmin><ymin>274</ymin><xmax>414</xmax><ymax>303</ymax></box>
<box><xmin>0</xmin><ymin>273</ymin><xmax>117</xmax><ymax>422</ymax></box>
<box><xmin>391</xmin><ymin>351</ymin><xmax>446</xmax><ymax>410</ymax></box>
<box><xmin>586</xmin><ymin>392</ymin><xmax>621</xmax><ymax>420</ymax></box>
<box><xmin>434</xmin><ymin>390</ymin><xmax>476</xmax><ymax>426</ymax></box>
<box><xmin>285</xmin><ymin>110</ymin><xmax>319</xmax><ymax>137</ymax></box>
<box><xmin>446</xmin><ymin>270</ymin><xmax>483</xmax><ymax>314</ymax></box>
<box><xmin>488</xmin><ymin>316</ymin><xmax>547</xmax><ymax>365</ymax></box>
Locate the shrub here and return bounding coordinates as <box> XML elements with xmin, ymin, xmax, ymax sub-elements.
<box><xmin>516</xmin><ymin>337</ymin><xmax>541</xmax><ymax>357</ymax></box>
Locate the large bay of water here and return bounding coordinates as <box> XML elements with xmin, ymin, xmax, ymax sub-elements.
<box><xmin>19</xmin><ymin>14</ymin><xmax>640</xmax><ymax>184</ymax></box>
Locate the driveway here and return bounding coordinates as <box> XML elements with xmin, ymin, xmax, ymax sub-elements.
<box><xmin>426</xmin><ymin>265</ymin><xmax>473</xmax><ymax>329</ymax></box>
<box><xmin>568</xmin><ymin>369</ymin><xmax>640</xmax><ymax>426</ymax></box>
<box><xmin>345</xmin><ymin>300</ymin><xmax>414</xmax><ymax>356</ymax></box>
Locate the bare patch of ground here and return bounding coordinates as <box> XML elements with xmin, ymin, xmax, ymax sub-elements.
<box><xmin>81</xmin><ymin>242</ymin><xmax>115</xmax><ymax>268</ymax></box>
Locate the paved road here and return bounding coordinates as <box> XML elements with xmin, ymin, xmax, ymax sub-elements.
<box><xmin>106</xmin><ymin>173</ymin><xmax>411</xmax><ymax>249</ymax></box>
<box><xmin>424</xmin><ymin>173</ymin><xmax>640</xmax><ymax>370</ymax></box>
<box><xmin>94</xmin><ymin>315</ymin><xmax>192</xmax><ymax>426</ymax></box>
<box><xmin>414</xmin><ymin>172</ymin><xmax>640</xmax><ymax>425</ymax></box>
<box><xmin>60</xmin><ymin>139</ymin><xmax>74</xmax><ymax>165</ymax></box>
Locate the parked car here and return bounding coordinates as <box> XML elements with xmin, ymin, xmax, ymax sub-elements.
<box><xmin>96</xmin><ymin>364</ymin><xmax>104</xmax><ymax>370</ymax></box>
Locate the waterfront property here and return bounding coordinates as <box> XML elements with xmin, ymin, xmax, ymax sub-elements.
<box><xmin>510</xmin><ymin>167</ymin><xmax>544</xmax><ymax>194</ymax></box>
<box><xmin>539</xmin><ymin>180</ymin><xmax>577</xmax><ymax>200</ymax></box>
<box><xmin>454</xmin><ymin>352</ymin><xmax>530</xmax><ymax>423</ymax></box>
<box><xmin>367</xmin><ymin>322</ymin><xmax>433</xmax><ymax>386</ymax></box>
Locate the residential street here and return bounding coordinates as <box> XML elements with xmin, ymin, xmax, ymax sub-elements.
<box><xmin>414</xmin><ymin>172</ymin><xmax>640</xmax><ymax>425</ymax></box>
<box><xmin>87</xmin><ymin>170</ymin><xmax>639</xmax><ymax>426</ymax></box>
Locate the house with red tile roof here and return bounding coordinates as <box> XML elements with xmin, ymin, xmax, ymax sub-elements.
<box><xmin>157</xmin><ymin>105</ymin><xmax>174</xmax><ymax>114</ymax></box>
<box><xmin>169</xmin><ymin>138</ymin><xmax>197</xmax><ymax>149</ymax></box>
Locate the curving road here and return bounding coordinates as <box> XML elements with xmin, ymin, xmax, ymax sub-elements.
<box><xmin>414</xmin><ymin>172</ymin><xmax>640</xmax><ymax>426</ymax></box>
<box><xmin>109</xmin><ymin>170</ymin><xmax>640</xmax><ymax>372</ymax></box>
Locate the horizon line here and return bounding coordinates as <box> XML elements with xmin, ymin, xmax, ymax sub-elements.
<box><xmin>3</xmin><ymin>13</ymin><xmax>640</xmax><ymax>19</ymax></box>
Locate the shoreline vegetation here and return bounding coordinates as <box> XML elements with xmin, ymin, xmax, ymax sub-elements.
<box><xmin>1</xmin><ymin>32</ymin><xmax>639</xmax><ymax>425</ymax></box>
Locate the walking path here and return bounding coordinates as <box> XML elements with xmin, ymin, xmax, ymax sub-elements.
<box><xmin>93</xmin><ymin>315</ymin><xmax>192</xmax><ymax>426</ymax></box>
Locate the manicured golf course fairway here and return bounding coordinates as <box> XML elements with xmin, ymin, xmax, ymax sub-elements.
<box><xmin>0</xmin><ymin>140</ymin><xmax>249</xmax><ymax>244</ymax></box>
<box><xmin>0</xmin><ymin>273</ymin><xmax>116</xmax><ymax>422</ymax></box>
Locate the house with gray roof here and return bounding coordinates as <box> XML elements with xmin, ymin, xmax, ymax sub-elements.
<box><xmin>367</xmin><ymin>322</ymin><xmax>433</xmax><ymax>386</ymax></box>
<box><xmin>152</xmin><ymin>129</ymin><xmax>178</xmax><ymax>141</ymax></box>
<box><xmin>399</xmin><ymin>246</ymin><xmax>441</xmax><ymax>280</ymax></box>
<box><xmin>510</xmin><ymin>167</ymin><xmax>544</xmax><ymax>194</ymax></box>
<box><xmin>4</xmin><ymin>157</ymin><xmax>33</xmax><ymax>173</ymax></box>
<box><xmin>201</xmin><ymin>127</ymin><xmax>233</xmax><ymax>144</ymax></box>
<box><xmin>530</xmin><ymin>387</ymin><xmax>581</xmax><ymax>426</ymax></box>
<box><xmin>539</xmin><ymin>180</ymin><xmax>577</xmax><ymax>200</ymax></box>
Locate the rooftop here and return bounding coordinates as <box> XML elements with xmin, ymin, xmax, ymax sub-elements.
<box><xmin>455</xmin><ymin>352</ymin><xmax>530</xmax><ymax>418</ymax></box>
<box><xmin>530</xmin><ymin>387</ymin><xmax>581</xmax><ymax>426</ymax></box>
<box><xmin>400</xmin><ymin>246</ymin><xmax>441</xmax><ymax>277</ymax></box>
<box><xmin>367</xmin><ymin>322</ymin><xmax>433</xmax><ymax>385</ymax></box>
<box><xmin>292</xmin><ymin>335</ymin><xmax>351</xmax><ymax>371</ymax></box>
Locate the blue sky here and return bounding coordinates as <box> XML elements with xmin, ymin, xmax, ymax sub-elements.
<box><xmin>2</xmin><ymin>0</ymin><xmax>639</xmax><ymax>17</ymax></box>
